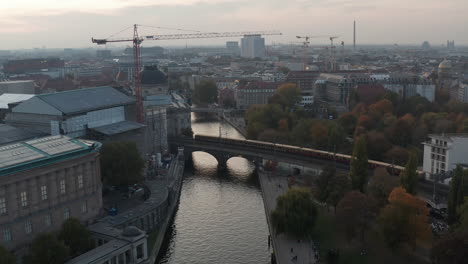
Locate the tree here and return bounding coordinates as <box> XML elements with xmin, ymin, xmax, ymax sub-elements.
<box><xmin>326</xmin><ymin>173</ymin><xmax>351</xmax><ymax>212</ymax></box>
<box><xmin>276</xmin><ymin>83</ymin><xmax>301</xmax><ymax>109</ymax></box>
<box><xmin>181</xmin><ymin>127</ymin><xmax>194</xmax><ymax>137</ymax></box>
<box><xmin>26</xmin><ymin>233</ymin><xmax>70</xmax><ymax>264</ymax></box>
<box><xmin>350</xmin><ymin>136</ymin><xmax>368</xmax><ymax>192</ymax></box>
<box><xmin>271</xmin><ymin>188</ymin><xmax>318</xmax><ymax>238</ymax></box>
<box><xmin>366</xmin><ymin>131</ymin><xmax>391</xmax><ymax>160</ymax></box>
<box><xmin>368</xmin><ymin>167</ymin><xmax>398</xmax><ymax>208</ymax></box>
<box><xmin>447</xmin><ymin>165</ymin><xmax>468</xmax><ymax>225</ymax></box>
<box><xmin>458</xmin><ymin>197</ymin><xmax>468</xmax><ymax>231</ymax></box>
<box><xmin>310</xmin><ymin>122</ymin><xmax>329</xmax><ymax>149</ymax></box>
<box><xmin>100</xmin><ymin>141</ymin><xmax>145</xmax><ymax>187</ymax></box>
<box><xmin>338</xmin><ymin>112</ymin><xmax>357</xmax><ymax>135</ymax></box>
<box><xmin>193</xmin><ymin>80</ymin><xmax>218</xmax><ymax>104</ymax></box>
<box><xmin>431</xmin><ymin>231</ymin><xmax>468</xmax><ymax>264</ymax></box>
<box><xmin>378</xmin><ymin>187</ymin><xmax>431</xmax><ymax>251</ymax></box>
<box><xmin>0</xmin><ymin>245</ymin><xmax>15</xmax><ymax>264</ymax></box>
<box><xmin>337</xmin><ymin>191</ymin><xmax>378</xmax><ymax>244</ymax></box>
<box><xmin>399</xmin><ymin>152</ymin><xmax>418</xmax><ymax>194</ymax></box>
<box><xmin>314</xmin><ymin>165</ymin><xmax>336</xmax><ymax>203</ymax></box>
<box><xmin>58</xmin><ymin>218</ymin><xmax>94</xmax><ymax>257</ymax></box>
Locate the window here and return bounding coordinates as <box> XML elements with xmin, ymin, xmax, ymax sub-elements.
<box><xmin>60</xmin><ymin>179</ymin><xmax>66</xmax><ymax>194</ymax></box>
<box><xmin>81</xmin><ymin>201</ymin><xmax>87</xmax><ymax>213</ymax></box>
<box><xmin>3</xmin><ymin>228</ymin><xmax>11</xmax><ymax>242</ymax></box>
<box><xmin>0</xmin><ymin>197</ymin><xmax>6</xmax><ymax>214</ymax></box>
<box><xmin>45</xmin><ymin>214</ymin><xmax>52</xmax><ymax>227</ymax></box>
<box><xmin>136</xmin><ymin>244</ymin><xmax>144</xmax><ymax>259</ymax></box>
<box><xmin>64</xmin><ymin>208</ymin><xmax>70</xmax><ymax>220</ymax></box>
<box><xmin>20</xmin><ymin>191</ymin><xmax>28</xmax><ymax>207</ymax></box>
<box><xmin>77</xmin><ymin>175</ymin><xmax>83</xmax><ymax>189</ymax></box>
<box><xmin>41</xmin><ymin>185</ymin><xmax>47</xmax><ymax>200</ymax></box>
<box><xmin>25</xmin><ymin>220</ymin><xmax>32</xmax><ymax>234</ymax></box>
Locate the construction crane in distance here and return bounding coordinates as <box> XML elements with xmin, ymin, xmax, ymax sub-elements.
<box><xmin>92</xmin><ymin>24</ymin><xmax>282</xmax><ymax>123</ymax></box>
<box><xmin>328</xmin><ymin>36</ymin><xmax>340</xmax><ymax>72</ymax></box>
<box><xmin>295</xmin><ymin>35</ymin><xmax>328</xmax><ymax>70</ymax></box>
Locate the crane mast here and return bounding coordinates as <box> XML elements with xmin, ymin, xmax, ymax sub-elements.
<box><xmin>92</xmin><ymin>25</ymin><xmax>281</xmax><ymax>124</ymax></box>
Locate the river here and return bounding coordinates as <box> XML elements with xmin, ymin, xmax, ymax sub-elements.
<box><xmin>157</xmin><ymin>115</ymin><xmax>271</xmax><ymax>264</ymax></box>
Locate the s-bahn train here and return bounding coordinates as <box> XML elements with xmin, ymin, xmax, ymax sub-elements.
<box><xmin>193</xmin><ymin>134</ymin><xmax>409</xmax><ymax>176</ymax></box>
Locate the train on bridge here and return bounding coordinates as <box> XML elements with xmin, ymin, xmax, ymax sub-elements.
<box><xmin>194</xmin><ymin>134</ymin><xmax>410</xmax><ymax>176</ymax></box>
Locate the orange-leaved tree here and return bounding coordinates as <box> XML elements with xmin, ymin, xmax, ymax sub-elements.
<box><xmin>378</xmin><ymin>187</ymin><xmax>431</xmax><ymax>251</ymax></box>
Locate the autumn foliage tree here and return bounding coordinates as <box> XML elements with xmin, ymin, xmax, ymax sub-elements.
<box><xmin>447</xmin><ymin>165</ymin><xmax>468</xmax><ymax>225</ymax></box>
<box><xmin>431</xmin><ymin>231</ymin><xmax>468</xmax><ymax>264</ymax></box>
<box><xmin>378</xmin><ymin>187</ymin><xmax>431</xmax><ymax>251</ymax></box>
<box><xmin>368</xmin><ymin>167</ymin><xmax>398</xmax><ymax>208</ymax></box>
<box><xmin>337</xmin><ymin>191</ymin><xmax>378</xmax><ymax>244</ymax></box>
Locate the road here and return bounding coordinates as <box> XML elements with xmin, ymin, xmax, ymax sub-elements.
<box><xmin>259</xmin><ymin>171</ymin><xmax>317</xmax><ymax>264</ymax></box>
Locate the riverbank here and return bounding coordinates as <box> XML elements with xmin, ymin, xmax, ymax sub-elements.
<box><xmin>258</xmin><ymin>170</ymin><xmax>316</xmax><ymax>264</ymax></box>
<box><xmin>148</xmin><ymin>155</ymin><xmax>185</xmax><ymax>263</ymax></box>
<box><xmin>221</xmin><ymin>112</ymin><xmax>247</xmax><ymax>137</ymax></box>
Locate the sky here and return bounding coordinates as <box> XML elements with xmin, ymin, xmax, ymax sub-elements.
<box><xmin>0</xmin><ymin>0</ymin><xmax>467</xmax><ymax>49</ymax></box>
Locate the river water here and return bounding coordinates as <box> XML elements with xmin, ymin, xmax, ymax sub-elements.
<box><xmin>157</xmin><ymin>116</ymin><xmax>271</xmax><ymax>264</ymax></box>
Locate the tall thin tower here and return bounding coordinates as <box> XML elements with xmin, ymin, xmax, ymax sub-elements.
<box><xmin>353</xmin><ymin>20</ymin><xmax>356</xmax><ymax>50</ymax></box>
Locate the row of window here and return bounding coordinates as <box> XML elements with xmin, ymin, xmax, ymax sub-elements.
<box><xmin>0</xmin><ymin>175</ymin><xmax>84</xmax><ymax>215</ymax></box>
<box><xmin>2</xmin><ymin>202</ymin><xmax>87</xmax><ymax>242</ymax></box>
<box><xmin>242</xmin><ymin>89</ymin><xmax>276</xmax><ymax>93</ymax></box>
<box><xmin>432</xmin><ymin>146</ymin><xmax>447</xmax><ymax>155</ymax></box>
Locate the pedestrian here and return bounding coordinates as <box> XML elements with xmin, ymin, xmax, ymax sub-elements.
<box><xmin>291</xmin><ymin>247</ymin><xmax>293</xmax><ymax>253</ymax></box>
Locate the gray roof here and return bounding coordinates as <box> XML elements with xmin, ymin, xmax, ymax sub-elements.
<box><xmin>90</xmin><ymin>121</ymin><xmax>145</xmax><ymax>136</ymax></box>
<box><xmin>0</xmin><ymin>125</ymin><xmax>46</xmax><ymax>146</ymax></box>
<box><xmin>36</xmin><ymin>86</ymin><xmax>135</xmax><ymax>115</ymax></box>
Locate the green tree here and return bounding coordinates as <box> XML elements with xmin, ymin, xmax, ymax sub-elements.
<box><xmin>431</xmin><ymin>231</ymin><xmax>468</xmax><ymax>264</ymax></box>
<box><xmin>326</xmin><ymin>173</ymin><xmax>351</xmax><ymax>212</ymax></box>
<box><xmin>458</xmin><ymin>197</ymin><xmax>468</xmax><ymax>231</ymax></box>
<box><xmin>350</xmin><ymin>136</ymin><xmax>368</xmax><ymax>192</ymax></box>
<box><xmin>447</xmin><ymin>165</ymin><xmax>468</xmax><ymax>225</ymax></box>
<box><xmin>337</xmin><ymin>191</ymin><xmax>377</xmax><ymax>244</ymax></box>
<box><xmin>26</xmin><ymin>233</ymin><xmax>70</xmax><ymax>264</ymax></box>
<box><xmin>193</xmin><ymin>80</ymin><xmax>218</xmax><ymax>105</ymax></box>
<box><xmin>314</xmin><ymin>165</ymin><xmax>336</xmax><ymax>203</ymax></box>
<box><xmin>399</xmin><ymin>152</ymin><xmax>418</xmax><ymax>194</ymax></box>
<box><xmin>276</xmin><ymin>83</ymin><xmax>301</xmax><ymax>109</ymax></box>
<box><xmin>181</xmin><ymin>127</ymin><xmax>194</xmax><ymax>137</ymax></box>
<box><xmin>100</xmin><ymin>141</ymin><xmax>145</xmax><ymax>187</ymax></box>
<box><xmin>378</xmin><ymin>187</ymin><xmax>431</xmax><ymax>251</ymax></box>
<box><xmin>271</xmin><ymin>188</ymin><xmax>318</xmax><ymax>238</ymax></box>
<box><xmin>0</xmin><ymin>245</ymin><xmax>15</xmax><ymax>264</ymax></box>
<box><xmin>368</xmin><ymin>167</ymin><xmax>398</xmax><ymax>208</ymax></box>
<box><xmin>58</xmin><ymin>218</ymin><xmax>94</xmax><ymax>257</ymax></box>
<box><xmin>338</xmin><ymin>113</ymin><xmax>357</xmax><ymax>135</ymax></box>
<box><xmin>277</xmin><ymin>66</ymin><xmax>290</xmax><ymax>75</ymax></box>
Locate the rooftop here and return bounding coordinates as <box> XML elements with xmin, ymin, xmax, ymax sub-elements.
<box><xmin>0</xmin><ymin>125</ymin><xmax>46</xmax><ymax>146</ymax></box>
<box><xmin>35</xmin><ymin>86</ymin><xmax>134</xmax><ymax>115</ymax></box>
<box><xmin>0</xmin><ymin>93</ymin><xmax>35</xmax><ymax>109</ymax></box>
<box><xmin>90</xmin><ymin>121</ymin><xmax>145</xmax><ymax>136</ymax></box>
<box><xmin>0</xmin><ymin>135</ymin><xmax>101</xmax><ymax>176</ymax></box>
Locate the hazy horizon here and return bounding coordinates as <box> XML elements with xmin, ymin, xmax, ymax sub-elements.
<box><xmin>1</xmin><ymin>0</ymin><xmax>467</xmax><ymax>50</ymax></box>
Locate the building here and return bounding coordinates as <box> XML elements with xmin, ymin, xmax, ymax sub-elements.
<box><xmin>0</xmin><ymin>93</ymin><xmax>35</xmax><ymax>120</ymax></box>
<box><xmin>285</xmin><ymin>71</ymin><xmax>320</xmax><ymax>92</ymax></box>
<box><xmin>5</xmin><ymin>86</ymin><xmax>139</xmax><ymax>138</ymax></box>
<box><xmin>235</xmin><ymin>82</ymin><xmax>283</xmax><ymax>110</ymax></box>
<box><xmin>0</xmin><ymin>124</ymin><xmax>46</xmax><ymax>146</ymax></box>
<box><xmin>141</xmin><ymin>65</ymin><xmax>168</xmax><ymax>96</ymax></box>
<box><xmin>226</xmin><ymin>41</ymin><xmax>240</xmax><ymax>55</ymax></box>
<box><xmin>66</xmin><ymin>226</ymin><xmax>148</xmax><ymax>264</ymax></box>
<box><xmin>0</xmin><ymin>80</ymin><xmax>35</xmax><ymax>95</ymax></box>
<box><xmin>3</xmin><ymin>58</ymin><xmax>65</xmax><ymax>79</ymax></box>
<box><xmin>96</xmin><ymin>50</ymin><xmax>112</xmax><ymax>59</ymax></box>
<box><xmin>422</xmin><ymin>134</ymin><xmax>468</xmax><ymax>182</ymax></box>
<box><xmin>241</xmin><ymin>35</ymin><xmax>266</xmax><ymax>59</ymax></box>
<box><xmin>0</xmin><ymin>135</ymin><xmax>102</xmax><ymax>251</ymax></box>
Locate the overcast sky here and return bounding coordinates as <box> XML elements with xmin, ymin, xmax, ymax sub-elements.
<box><xmin>0</xmin><ymin>0</ymin><xmax>466</xmax><ymax>49</ymax></box>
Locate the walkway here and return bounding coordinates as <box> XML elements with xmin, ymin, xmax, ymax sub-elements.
<box><xmin>259</xmin><ymin>171</ymin><xmax>317</xmax><ymax>264</ymax></box>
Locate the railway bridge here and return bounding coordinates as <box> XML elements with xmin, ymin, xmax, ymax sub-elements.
<box><xmin>170</xmin><ymin>135</ymin><xmax>450</xmax><ymax>208</ymax></box>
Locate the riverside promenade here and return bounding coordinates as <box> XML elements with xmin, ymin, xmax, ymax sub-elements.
<box><xmin>259</xmin><ymin>171</ymin><xmax>317</xmax><ymax>264</ymax></box>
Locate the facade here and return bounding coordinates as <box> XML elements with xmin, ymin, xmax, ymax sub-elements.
<box><xmin>235</xmin><ymin>82</ymin><xmax>283</xmax><ymax>110</ymax></box>
<box><xmin>0</xmin><ymin>81</ymin><xmax>35</xmax><ymax>95</ymax></box>
<box><xmin>241</xmin><ymin>35</ymin><xmax>266</xmax><ymax>59</ymax></box>
<box><xmin>285</xmin><ymin>71</ymin><xmax>320</xmax><ymax>92</ymax></box>
<box><xmin>0</xmin><ymin>135</ymin><xmax>102</xmax><ymax>251</ymax></box>
<box><xmin>226</xmin><ymin>41</ymin><xmax>240</xmax><ymax>55</ymax></box>
<box><xmin>422</xmin><ymin>134</ymin><xmax>468</xmax><ymax>182</ymax></box>
<box><xmin>3</xmin><ymin>58</ymin><xmax>65</xmax><ymax>79</ymax></box>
